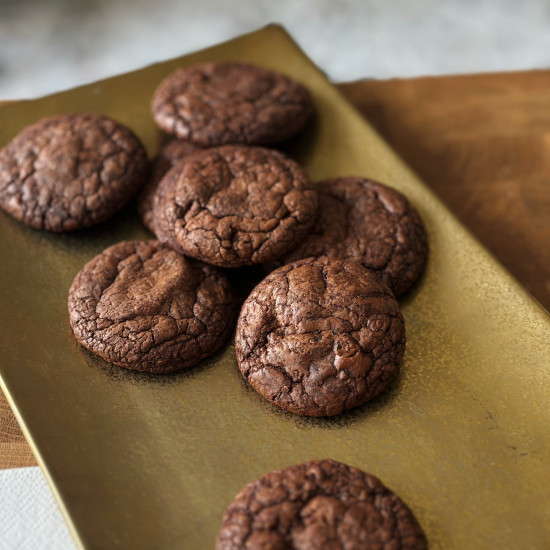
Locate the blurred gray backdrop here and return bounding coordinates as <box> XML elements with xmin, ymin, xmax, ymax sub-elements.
<box><xmin>1</xmin><ymin>0</ymin><xmax>550</xmax><ymax>98</ymax></box>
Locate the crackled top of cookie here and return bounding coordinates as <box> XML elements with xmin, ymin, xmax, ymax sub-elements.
<box><xmin>68</xmin><ymin>240</ymin><xmax>235</xmax><ymax>373</ymax></box>
<box><xmin>137</xmin><ymin>139</ymin><xmax>204</xmax><ymax>234</ymax></box>
<box><xmin>216</xmin><ymin>459</ymin><xmax>427</xmax><ymax>550</ymax></box>
<box><xmin>153</xmin><ymin>145</ymin><xmax>318</xmax><ymax>268</ymax></box>
<box><xmin>0</xmin><ymin>114</ymin><xmax>148</xmax><ymax>231</ymax></box>
<box><xmin>151</xmin><ymin>61</ymin><xmax>314</xmax><ymax>146</ymax></box>
<box><xmin>235</xmin><ymin>257</ymin><xmax>405</xmax><ymax>416</ymax></box>
<box><xmin>274</xmin><ymin>178</ymin><xmax>428</xmax><ymax>297</ymax></box>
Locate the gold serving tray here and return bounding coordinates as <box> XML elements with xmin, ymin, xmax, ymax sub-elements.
<box><xmin>1</xmin><ymin>25</ymin><xmax>549</xmax><ymax>550</ymax></box>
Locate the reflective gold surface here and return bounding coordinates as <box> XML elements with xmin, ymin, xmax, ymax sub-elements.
<box><xmin>0</xmin><ymin>25</ymin><xmax>549</xmax><ymax>550</ymax></box>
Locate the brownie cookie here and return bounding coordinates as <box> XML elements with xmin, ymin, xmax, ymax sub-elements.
<box><xmin>151</xmin><ymin>61</ymin><xmax>313</xmax><ymax>146</ymax></box>
<box><xmin>0</xmin><ymin>114</ymin><xmax>148</xmax><ymax>232</ymax></box>
<box><xmin>216</xmin><ymin>459</ymin><xmax>427</xmax><ymax>550</ymax></box>
<box><xmin>272</xmin><ymin>178</ymin><xmax>428</xmax><ymax>297</ymax></box>
<box><xmin>235</xmin><ymin>256</ymin><xmax>405</xmax><ymax>417</ymax></box>
<box><xmin>68</xmin><ymin>240</ymin><xmax>235</xmax><ymax>373</ymax></box>
<box><xmin>137</xmin><ymin>139</ymin><xmax>203</xmax><ymax>233</ymax></box>
<box><xmin>153</xmin><ymin>145</ymin><xmax>318</xmax><ymax>268</ymax></box>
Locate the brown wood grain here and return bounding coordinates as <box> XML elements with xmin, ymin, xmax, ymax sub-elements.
<box><xmin>2</xmin><ymin>70</ymin><xmax>550</xmax><ymax>469</ymax></box>
<box><xmin>339</xmin><ymin>70</ymin><xmax>550</xmax><ymax>312</ymax></box>
<box><xmin>0</xmin><ymin>390</ymin><xmax>36</xmax><ymax>468</ymax></box>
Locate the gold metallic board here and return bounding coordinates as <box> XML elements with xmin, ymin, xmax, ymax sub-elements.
<box><xmin>1</xmin><ymin>26</ymin><xmax>549</xmax><ymax>550</ymax></box>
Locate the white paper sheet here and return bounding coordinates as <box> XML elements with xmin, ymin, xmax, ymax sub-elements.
<box><xmin>0</xmin><ymin>467</ymin><xmax>76</xmax><ymax>550</ymax></box>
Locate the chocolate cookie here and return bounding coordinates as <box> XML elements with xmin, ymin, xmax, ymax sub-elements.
<box><xmin>0</xmin><ymin>114</ymin><xmax>148</xmax><ymax>232</ymax></box>
<box><xmin>272</xmin><ymin>178</ymin><xmax>428</xmax><ymax>297</ymax></box>
<box><xmin>137</xmin><ymin>139</ymin><xmax>203</xmax><ymax>233</ymax></box>
<box><xmin>68</xmin><ymin>240</ymin><xmax>235</xmax><ymax>373</ymax></box>
<box><xmin>153</xmin><ymin>145</ymin><xmax>318</xmax><ymax>268</ymax></box>
<box><xmin>235</xmin><ymin>256</ymin><xmax>405</xmax><ymax>417</ymax></box>
<box><xmin>216</xmin><ymin>459</ymin><xmax>427</xmax><ymax>550</ymax></box>
<box><xmin>151</xmin><ymin>61</ymin><xmax>313</xmax><ymax>146</ymax></box>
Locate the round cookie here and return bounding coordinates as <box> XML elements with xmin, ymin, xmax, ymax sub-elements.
<box><xmin>151</xmin><ymin>61</ymin><xmax>313</xmax><ymax>146</ymax></box>
<box><xmin>216</xmin><ymin>459</ymin><xmax>427</xmax><ymax>550</ymax></box>
<box><xmin>235</xmin><ymin>256</ymin><xmax>405</xmax><ymax>417</ymax></box>
<box><xmin>272</xmin><ymin>177</ymin><xmax>428</xmax><ymax>297</ymax></box>
<box><xmin>0</xmin><ymin>114</ymin><xmax>149</xmax><ymax>232</ymax></box>
<box><xmin>137</xmin><ymin>139</ymin><xmax>203</xmax><ymax>233</ymax></box>
<box><xmin>68</xmin><ymin>240</ymin><xmax>235</xmax><ymax>373</ymax></box>
<box><xmin>153</xmin><ymin>145</ymin><xmax>318</xmax><ymax>268</ymax></box>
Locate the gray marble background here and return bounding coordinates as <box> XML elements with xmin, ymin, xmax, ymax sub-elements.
<box><xmin>1</xmin><ymin>0</ymin><xmax>550</xmax><ymax>99</ymax></box>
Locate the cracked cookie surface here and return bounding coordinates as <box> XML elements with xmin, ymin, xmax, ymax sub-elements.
<box><xmin>137</xmin><ymin>139</ymin><xmax>204</xmax><ymax>234</ymax></box>
<box><xmin>272</xmin><ymin>178</ymin><xmax>428</xmax><ymax>297</ymax></box>
<box><xmin>0</xmin><ymin>114</ymin><xmax>149</xmax><ymax>231</ymax></box>
<box><xmin>153</xmin><ymin>145</ymin><xmax>318</xmax><ymax>268</ymax></box>
<box><xmin>151</xmin><ymin>61</ymin><xmax>313</xmax><ymax>146</ymax></box>
<box><xmin>235</xmin><ymin>256</ymin><xmax>405</xmax><ymax>417</ymax></box>
<box><xmin>216</xmin><ymin>459</ymin><xmax>427</xmax><ymax>550</ymax></box>
<box><xmin>68</xmin><ymin>240</ymin><xmax>235</xmax><ymax>373</ymax></box>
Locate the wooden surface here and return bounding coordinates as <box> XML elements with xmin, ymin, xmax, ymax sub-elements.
<box><xmin>1</xmin><ymin>69</ymin><xmax>549</xmax><ymax>469</ymax></box>
<box><xmin>340</xmin><ymin>70</ymin><xmax>550</xmax><ymax>312</ymax></box>
<box><xmin>0</xmin><ymin>390</ymin><xmax>37</xmax><ymax>468</ymax></box>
